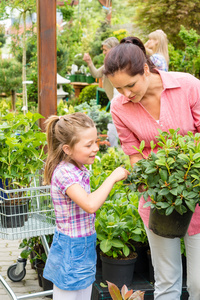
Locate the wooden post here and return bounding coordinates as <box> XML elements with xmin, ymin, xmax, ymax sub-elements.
<box><xmin>37</xmin><ymin>0</ymin><xmax>57</xmax><ymax>132</ymax></box>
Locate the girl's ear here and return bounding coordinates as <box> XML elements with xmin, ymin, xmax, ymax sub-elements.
<box><xmin>62</xmin><ymin>144</ymin><xmax>71</xmax><ymax>156</ymax></box>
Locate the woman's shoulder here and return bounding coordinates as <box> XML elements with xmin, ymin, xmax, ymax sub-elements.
<box><xmin>164</xmin><ymin>71</ymin><xmax>200</xmax><ymax>85</ymax></box>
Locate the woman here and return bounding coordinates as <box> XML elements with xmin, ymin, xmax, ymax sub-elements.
<box><xmin>84</xmin><ymin>36</ymin><xmax>120</xmax><ymax>147</ymax></box>
<box><xmin>144</xmin><ymin>29</ymin><xmax>169</xmax><ymax>71</ymax></box>
<box><xmin>104</xmin><ymin>36</ymin><xmax>200</xmax><ymax>300</ymax></box>
<box><xmin>83</xmin><ymin>36</ymin><xmax>119</xmax><ymax>101</ymax></box>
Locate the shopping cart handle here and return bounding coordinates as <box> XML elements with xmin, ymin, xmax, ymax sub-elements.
<box><xmin>0</xmin><ymin>274</ymin><xmax>53</xmax><ymax>300</ymax></box>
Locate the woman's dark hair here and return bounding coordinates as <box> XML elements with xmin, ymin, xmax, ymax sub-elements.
<box><xmin>104</xmin><ymin>36</ymin><xmax>156</xmax><ymax>77</ymax></box>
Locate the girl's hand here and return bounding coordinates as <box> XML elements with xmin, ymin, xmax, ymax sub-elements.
<box><xmin>110</xmin><ymin>167</ymin><xmax>130</xmax><ymax>183</ymax></box>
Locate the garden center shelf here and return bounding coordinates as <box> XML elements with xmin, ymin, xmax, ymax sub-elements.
<box><xmin>92</xmin><ymin>267</ymin><xmax>189</xmax><ymax>300</ymax></box>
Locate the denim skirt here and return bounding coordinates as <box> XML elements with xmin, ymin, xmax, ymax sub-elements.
<box><xmin>43</xmin><ymin>229</ymin><xmax>97</xmax><ymax>290</ymax></box>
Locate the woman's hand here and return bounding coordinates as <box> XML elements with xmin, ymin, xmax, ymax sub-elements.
<box><xmin>138</xmin><ymin>183</ymin><xmax>147</xmax><ymax>192</ymax></box>
<box><xmin>83</xmin><ymin>53</ymin><xmax>92</xmax><ymax>65</ymax></box>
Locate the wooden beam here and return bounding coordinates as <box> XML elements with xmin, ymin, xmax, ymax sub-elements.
<box><xmin>37</xmin><ymin>0</ymin><xmax>57</xmax><ymax>132</ymax></box>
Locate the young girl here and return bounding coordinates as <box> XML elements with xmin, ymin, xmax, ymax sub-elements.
<box><xmin>144</xmin><ymin>29</ymin><xmax>169</xmax><ymax>71</ymax></box>
<box><xmin>43</xmin><ymin>112</ymin><xmax>129</xmax><ymax>300</ymax></box>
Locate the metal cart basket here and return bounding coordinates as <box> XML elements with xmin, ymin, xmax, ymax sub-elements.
<box><xmin>0</xmin><ymin>185</ymin><xmax>56</xmax><ymax>299</ymax></box>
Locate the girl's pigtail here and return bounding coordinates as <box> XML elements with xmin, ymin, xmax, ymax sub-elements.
<box><xmin>43</xmin><ymin>116</ymin><xmax>63</xmax><ymax>185</ymax></box>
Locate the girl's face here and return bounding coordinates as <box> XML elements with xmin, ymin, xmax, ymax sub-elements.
<box><xmin>63</xmin><ymin>127</ymin><xmax>99</xmax><ymax>169</ymax></box>
<box><xmin>107</xmin><ymin>66</ymin><xmax>150</xmax><ymax>103</ymax></box>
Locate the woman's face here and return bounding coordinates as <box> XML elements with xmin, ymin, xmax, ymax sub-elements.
<box><xmin>102</xmin><ymin>45</ymin><xmax>110</xmax><ymax>56</ymax></box>
<box><xmin>107</xmin><ymin>67</ymin><xmax>150</xmax><ymax>103</ymax></box>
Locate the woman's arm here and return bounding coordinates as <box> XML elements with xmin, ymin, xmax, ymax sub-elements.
<box><xmin>83</xmin><ymin>53</ymin><xmax>104</xmax><ymax>78</ymax></box>
<box><xmin>66</xmin><ymin>167</ymin><xmax>129</xmax><ymax>214</ymax></box>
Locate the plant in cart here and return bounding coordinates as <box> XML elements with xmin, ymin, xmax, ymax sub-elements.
<box><xmin>128</xmin><ymin>128</ymin><xmax>200</xmax><ymax>238</ymax></box>
<box><xmin>0</xmin><ymin>111</ymin><xmax>47</xmax><ymax>228</ymax></box>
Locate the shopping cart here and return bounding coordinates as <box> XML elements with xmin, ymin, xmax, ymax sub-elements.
<box><xmin>0</xmin><ymin>185</ymin><xmax>56</xmax><ymax>299</ymax></box>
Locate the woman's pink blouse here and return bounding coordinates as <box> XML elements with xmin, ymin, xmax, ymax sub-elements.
<box><xmin>111</xmin><ymin>70</ymin><xmax>200</xmax><ymax>236</ymax></box>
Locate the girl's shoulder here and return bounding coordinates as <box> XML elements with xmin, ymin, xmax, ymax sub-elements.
<box><xmin>53</xmin><ymin>161</ymin><xmax>89</xmax><ymax>180</ymax></box>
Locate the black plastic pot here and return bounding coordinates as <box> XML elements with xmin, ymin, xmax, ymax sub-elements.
<box><xmin>100</xmin><ymin>253</ymin><xmax>137</xmax><ymax>288</ymax></box>
<box><xmin>149</xmin><ymin>208</ymin><xmax>193</xmax><ymax>238</ymax></box>
<box><xmin>147</xmin><ymin>249</ymin><xmax>154</xmax><ymax>283</ymax></box>
<box><xmin>35</xmin><ymin>262</ymin><xmax>45</xmax><ymax>288</ymax></box>
<box><xmin>42</xmin><ymin>274</ymin><xmax>53</xmax><ymax>298</ymax></box>
<box><xmin>0</xmin><ymin>202</ymin><xmax>27</xmax><ymax>228</ymax></box>
<box><xmin>130</xmin><ymin>241</ymin><xmax>149</xmax><ymax>274</ymax></box>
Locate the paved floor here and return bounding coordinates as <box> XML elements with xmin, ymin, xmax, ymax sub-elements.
<box><xmin>0</xmin><ymin>238</ymin><xmax>52</xmax><ymax>300</ymax></box>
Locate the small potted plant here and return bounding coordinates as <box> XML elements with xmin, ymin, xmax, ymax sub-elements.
<box><xmin>128</xmin><ymin>128</ymin><xmax>200</xmax><ymax>238</ymax></box>
<box><xmin>0</xmin><ymin>111</ymin><xmax>47</xmax><ymax>228</ymax></box>
<box><xmin>95</xmin><ymin>185</ymin><xmax>145</xmax><ymax>287</ymax></box>
<box><xmin>19</xmin><ymin>235</ymin><xmax>53</xmax><ymax>290</ymax></box>
<box><xmin>107</xmin><ymin>281</ymin><xmax>145</xmax><ymax>300</ymax></box>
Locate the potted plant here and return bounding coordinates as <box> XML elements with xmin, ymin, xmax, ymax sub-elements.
<box><xmin>95</xmin><ymin>185</ymin><xmax>144</xmax><ymax>287</ymax></box>
<box><xmin>0</xmin><ymin>111</ymin><xmax>47</xmax><ymax>228</ymax></box>
<box><xmin>128</xmin><ymin>128</ymin><xmax>200</xmax><ymax>238</ymax></box>
<box><xmin>19</xmin><ymin>235</ymin><xmax>53</xmax><ymax>291</ymax></box>
<box><xmin>107</xmin><ymin>281</ymin><xmax>145</xmax><ymax>300</ymax></box>
<box><xmin>86</xmin><ymin>73</ymin><xmax>95</xmax><ymax>84</ymax></box>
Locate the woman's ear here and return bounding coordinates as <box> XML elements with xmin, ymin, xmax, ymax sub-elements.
<box><xmin>144</xmin><ymin>63</ymin><xmax>150</xmax><ymax>76</ymax></box>
<box><xmin>62</xmin><ymin>144</ymin><xmax>71</xmax><ymax>156</ymax></box>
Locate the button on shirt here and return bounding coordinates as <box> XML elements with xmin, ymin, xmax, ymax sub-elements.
<box><xmin>111</xmin><ymin>70</ymin><xmax>200</xmax><ymax>236</ymax></box>
<box><xmin>51</xmin><ymin>161</ymin><xmax>95</xmax><ymax>238</ymax></box>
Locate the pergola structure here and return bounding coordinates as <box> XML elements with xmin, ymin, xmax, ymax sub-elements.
<box><xmin>37</xmin><ymin>0</ymin><xmax>111</xmax><ymax>131</ymax></box>
<box><xmin>37</xmin><ymin>0</ymin><xmax>57</xmax><ymax>132</ymax></box>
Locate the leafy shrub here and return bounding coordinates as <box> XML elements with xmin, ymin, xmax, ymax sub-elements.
<box><xmin>79</xmin><ymin>85</ymin><xmax>97</xmax><ymax>103</ymax></box>
<box><xmin>112</xmin><ymin>29</ymin><xmax>128</xmax><ymax>41</ymax></box>
<box><xmin>92</xmin><ymin>147</ymin><xmax>131</xmax><ymax>175</ymax></box>
<box><xmin>57</xmin><ymin>100</ymin><xmax>75</xmax><ymax>116</ymax></box>
<box><xmin>74</xmin><ymin>99</ymin><xmax>112</xmax><ymax>132</ymax></box>
<box><xmin>169</xmin><ymin>26</ymin><xmax>200</xmax><ymax>78</ymax></box>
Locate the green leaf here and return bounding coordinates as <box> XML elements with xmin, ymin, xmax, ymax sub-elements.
<box><xmin>156</xmin><ymin>202</ymin><xmax>170</xmax><ymax>208</ymax></box>
<box><xmin>123</xmin><ymin>244</ymin><xmax>130</xmax><ymax>257</ymax></box>
<box><xmin>139</xmin><ymin>140</ymin><xmax>145</xmax><ymax>151</ymax></box>
<box><xmin>159</xmin><ymin>169</ymin><xmax>168</xmax><ymax>182</ymax></box>
<box><xmin>178</xmin><ymin>154</ymin><xmax>190</xmax><ymax>162</ymax></box>
<box><xmin>185</xmin><ymin>200</ymin><xmax>196</xmax><ymax>212</ymax></box>
<box><xmin>165</xmin><ymin>206</ymin><xmax>174</xmax><ymax>215</ymax></box>
<box><xmin>170</xmin><ymin>188</ymin><xmax>178</xmax><ymax>196</ymax></box>
<box><xmin>159</xmin><ymin>188</ymin><xmax>170</xmax><ymax>196</ymax></box>
<box><xmin>100</xmin><ymin>239</ymin><xmax>112</xmax><ymax>253</ymax></box>
<box><xmin>111</xmin><ymin>239</ymin><xmax>124</xmax><ymax>248</ymax></box>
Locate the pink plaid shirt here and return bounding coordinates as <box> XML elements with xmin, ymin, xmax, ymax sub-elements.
<box><xmin>51</xmin><ymin>161</ymin><xmax>95</xmax><ymax>238</ymax></box>
<box><xmin>111</xmin><ymin>70</ymin><xmax>200</xmax><ymax>236</ymax></box>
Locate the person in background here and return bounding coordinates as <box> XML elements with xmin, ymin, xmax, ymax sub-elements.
<box><xmin>43</xmin><ymin>112</ymin><xmax>129</xmax><ymax>300</ymax></box>
<box><xmin>84</xmin><ymin>37</ymin><xmax>120</xmax><ymax>147</ymax></box>
<box><xmin>83</xmin><ymin>37</ymin><xmax>119</xmax><ymax>101</ymax></box>
<box><xmin>144</xmin><ymin>29</ymin><xmax>169</xmax><ymax>71</ymax></box>
<box><xmin>103</xmin><ymin>36</ymin><xmax>200</xmax><ymax>300</ymax></box>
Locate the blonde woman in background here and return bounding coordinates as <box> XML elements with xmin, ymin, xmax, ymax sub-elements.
<box><xmin>145</xmin><ymin>29</ymin><xmax>169</xmax><ymax>71</ymax></box>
